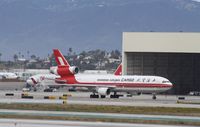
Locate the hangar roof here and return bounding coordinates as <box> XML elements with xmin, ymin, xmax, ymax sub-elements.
<box><xmin>123</xmin><ymin>32</ymin><xmax>200</xmax><ymax>53</ymax></box>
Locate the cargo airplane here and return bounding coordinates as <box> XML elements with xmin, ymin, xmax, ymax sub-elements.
<box><xmin>51</xmin><ymin>49</ymin><xmax>173</xmax><ymax>99</ymax></box>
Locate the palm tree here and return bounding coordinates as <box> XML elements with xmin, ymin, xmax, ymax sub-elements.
<box><xmin>13</xmin><ymin>54</ymin><xmax>18</xmax><ymax>62</ymax></box>
<box><xmin>18</xmin><ymin>52</ymin><xmax>21</xmax><ymax>60</ymax></box>
<box><xmin>0</xmin><ymin>53</ymin><xmax>2</xmax><ymax>62</ymax></box>
<box><xmin>68</xmin><ymin>48</ymin><xmax>73</xmax><ymax>56</ymax></box>
<box><xmin>30</xmin><ymin>54</ymin><xmax>36</xmax><ymax>59</ymax></box>
<box><xmin>27</xmin><ymin>50</ymin><xmax>30</xmax><ymax>59</ymax></box>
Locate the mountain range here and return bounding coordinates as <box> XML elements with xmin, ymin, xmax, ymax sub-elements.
<box><xmin>0</xmin><ymin>0</ymin><xmax>200</xmax><ymax>60</ymax></box>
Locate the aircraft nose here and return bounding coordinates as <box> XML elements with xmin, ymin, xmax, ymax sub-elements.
<box><xmin>26</xmin><ymin>79</ymin><xmax>34</xmax><ymax>86</ymax></box>
<box><xmin>169</xmin><ymin>82</ymin><xmax>173</xmax><ymax>88</ymax></box>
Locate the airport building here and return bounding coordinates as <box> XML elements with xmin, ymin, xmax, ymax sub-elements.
<box><xmin>122</xmin><ymin>32</ymin><xmax>200</xmax><ymax>94</ymax></box>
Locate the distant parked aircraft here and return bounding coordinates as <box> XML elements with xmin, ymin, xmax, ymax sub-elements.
<box><xmin>0</xmin><ymin>72</ymin><xmax>19</xmax><ymax>79</ymax></box>
<box><xmin>26</xmin><ymin>73</ymin><xmax>60</xmax><ymax>91</ymax></box>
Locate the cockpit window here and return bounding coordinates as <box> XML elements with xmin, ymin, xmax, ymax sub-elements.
<box><xmin>162</xmin><ymin>80</ymin><xmax>170</xmax><ymax>83</ymax></box>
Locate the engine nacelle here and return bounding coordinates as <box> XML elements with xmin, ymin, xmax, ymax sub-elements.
<box><xmin>97</xmin><ymin>88</ymin><xmax>110</xmax><ymax>95</ymax></box>
<box><xmin>50</xmin><ymin>66</ymin><xmax>58</xmax><ymax>75</ymax></box>
<box><xmin>56</xmin><ymin>66</ymin><xmax>79</xmax><ymax>76</ymax></box>
<box><xmin>69</xmin><ymin>66</ymin><xmax>79</xmax><ymax>74</ymax></box>
<box><xmin>50</xmin><ymin>66</ymin><xmax>79</xmax><ymax>76</ymax></box>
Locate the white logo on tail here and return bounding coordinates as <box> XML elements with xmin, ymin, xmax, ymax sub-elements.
<box><xmin>58</xmin><ymin>57</ymin><xmax>65</xmax><ymax>65</ymax></box>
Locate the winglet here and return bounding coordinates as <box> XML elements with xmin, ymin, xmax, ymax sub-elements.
<box><xmin>53</xmin><ymin>49</ymin><xmax>70</xmax><ymax>66</ymax></box>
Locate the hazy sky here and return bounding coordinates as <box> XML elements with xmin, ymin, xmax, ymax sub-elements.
<box><xmin>192</xmin><ymin>0</ymin><xmax>200</xmax><ymax>2</ymax></box>
<box><xmin>1</xmin><ymin>0</ymin><xmax>200</xmax><ymax>61</ymax></box>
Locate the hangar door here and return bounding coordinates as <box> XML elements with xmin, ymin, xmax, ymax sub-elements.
<box><xmin>126</xmin><ymin>52</ymin><xmax>200</xmax><ymax>94</ymax></box>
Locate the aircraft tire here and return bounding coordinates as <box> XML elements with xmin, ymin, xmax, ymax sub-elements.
<box><xmin>90</xmin><ymin>94</ymin><xmax>99</xmax><ymax>98</ymax></box>
<box><xmin>100</xmin><ymin>95</ymin><xmax>106</xmax><ymax>98</ymax></box>
<box><xmin>110</xmin><ymin>95</ymin><xmax>119</xmax><ymax>98</ymax></box>
<box><xmin>152</xmin><ymin>95</ymin><xmax>156</xmax><ymax>100</ymax></box>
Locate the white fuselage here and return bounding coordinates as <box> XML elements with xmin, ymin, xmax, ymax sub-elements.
<box><xmin>73</xmin><ymin>74</ymin><xmax>173</xmax><ymax>93</ymax></box>
<box><xmin>26</xmin><ymin>74</ymin><xmax>59</xmax><ymax>86</ymax></box>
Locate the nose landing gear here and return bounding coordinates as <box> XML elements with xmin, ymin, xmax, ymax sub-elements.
<box><xmin>152</xmin><ymin>93</ymin><xmax>157</xmax><ymax>100</ymax></box>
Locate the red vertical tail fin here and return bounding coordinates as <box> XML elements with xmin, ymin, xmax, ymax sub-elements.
<box><xmin>53</xmin><ymin>49</ymin><xmax>77</xmax><ymax>84</ymax></box>
<box><xmin>53</xmin><ymin>49</ymin><xmax>70</xmax><ymax>66</ymax></box>
<box><xmin>114</xmin><ymin>64</ymin><xmax>122</xmax><ymax>75</ymax></box>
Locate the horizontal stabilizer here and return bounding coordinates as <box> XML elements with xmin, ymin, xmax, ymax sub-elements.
<box><xmin>55</xmin><ymin>78</ymin><xmax>67</xmax><ymax>84</ymax></box>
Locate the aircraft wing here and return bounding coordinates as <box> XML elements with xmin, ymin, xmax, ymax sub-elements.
<box><xmin>54</xmin><ymin>83</ymin><xmax>117</xmax><ymax>90</ymax></box>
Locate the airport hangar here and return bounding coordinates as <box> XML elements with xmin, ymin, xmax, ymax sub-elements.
<box><xmin>122</xmin><ymin>32</ymin><xmax>200</xmax><ymax>95</ymax></box>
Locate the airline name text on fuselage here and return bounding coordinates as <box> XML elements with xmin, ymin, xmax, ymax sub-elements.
<box><xmin>97</xmin><ymin>78</ymin><xmax>155</xmax><ymax>82</ymax></box>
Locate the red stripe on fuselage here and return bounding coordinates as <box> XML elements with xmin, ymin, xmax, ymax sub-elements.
<box><xmin>74</xmin><ymin>81</ymin><xmax>172</xmax><ymax>88</ymax></box>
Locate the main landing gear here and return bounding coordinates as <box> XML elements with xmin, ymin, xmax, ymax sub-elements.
<box><xmin>90</xmin><ymin>92</ymin><xmax>121</xmax><ymax>99</ymax></box>
<box><xmin>110</xmin><ymin>92</ymin><xmax>120</xmax><ymax>98</ymax></box>
<box><xmin>90</xmin><ymin>94</ymin><xmax>99</xmax><ymax>98</ymax></box>
<box><xmin>90</xmin><ymin>94</ymin><xmax>106</xmax><ymax>98</ymax></box>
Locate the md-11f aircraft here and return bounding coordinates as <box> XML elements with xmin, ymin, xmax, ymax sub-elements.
<box><xmin>51</xmin><ymin>49</ymin><xmax>173</xmax><ymax>99</ymax></box>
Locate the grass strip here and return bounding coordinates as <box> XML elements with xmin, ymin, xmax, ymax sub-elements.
<box><xmin>1</xmin><ymin>103</ymin><xmax>200</xmax><ymax>126</ymax></box>
<box><xmin>0</xmin><ymin>103</ymin><xmax>200</xmax><ymax>116</ymax></box>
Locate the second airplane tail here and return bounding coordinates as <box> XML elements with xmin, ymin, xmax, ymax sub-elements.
<box><xmin>114</xmin><ymin>64</ymin><xmax>122</xmax><ymax>75</ymax></box>
<box><xmin>53</xmin><ymin>49</ymin><xmax>70</xmax><ymax>66</ymax></box>
<box><xmin>53</xmin><ymin>49</ymin><xmax>79</xmax><ymax>77</ymax></box>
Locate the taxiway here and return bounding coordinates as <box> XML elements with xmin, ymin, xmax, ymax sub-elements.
<box><xmin>0</xmin><ymin>119</ymin><xmax>194</xmax><ymax>127</ymax></box>
<box><xmin>0</xmin><ymin>91</ymin><xmax>200</xmax><ymax>108</ymax></box>
<box><xmin>0</xmin><ymin>82</ymin><xmax>200</xmax><ymax>108</ymax></box>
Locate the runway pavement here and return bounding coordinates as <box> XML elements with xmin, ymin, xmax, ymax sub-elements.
<box><xmin>0</xmin><ymin>119</ymin><xmax>195</xmax><ymax>127</ymax></box>
<box><xmin>0</xmin><ymin>91</ymin><xmax>200</xmax><ymax>108</ymax></box>
<box><xmin>0</xmin><ymin>82</ymin><xmax>24</xmax><ymax>90</ymax></box>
